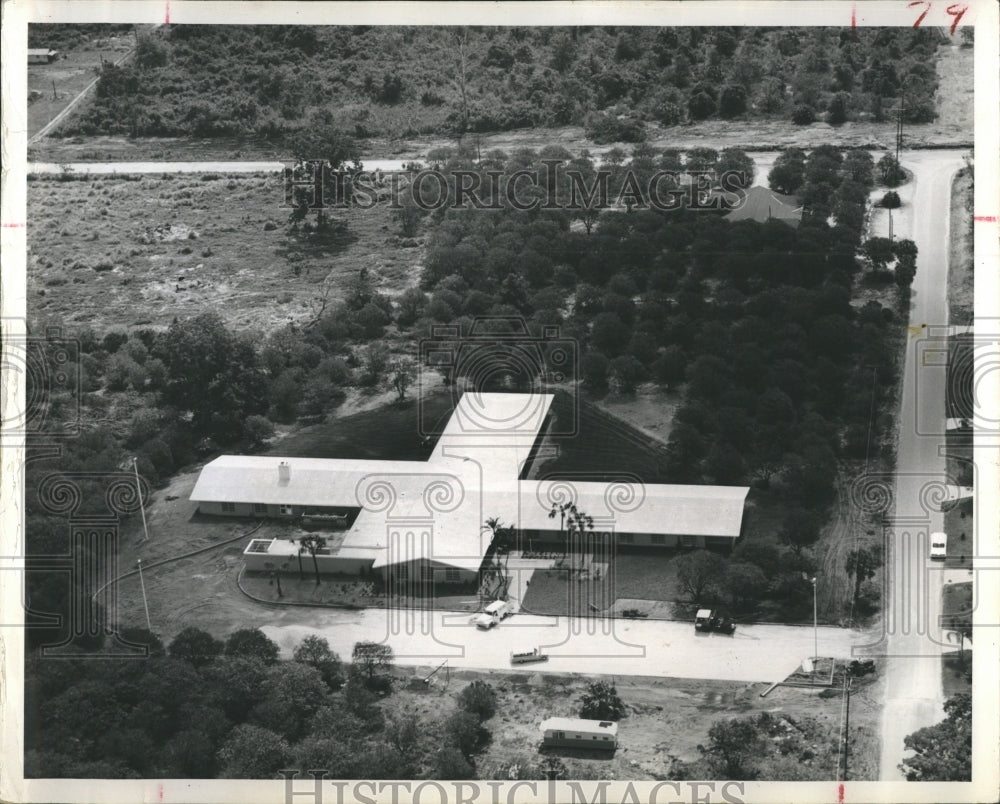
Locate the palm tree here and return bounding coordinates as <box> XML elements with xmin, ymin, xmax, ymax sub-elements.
<box><xmin>482</xmin><ymin>517</ymin><xmax>514</xmax><ymax>597</ymax></box>
<box><xmin>549</xmin><ymin>503</ymin><xmax>594</xmax><ymax>561</ymax></box>
<box><xmin>299</xmin><ymin>535</ymin><xmax>327</xmax><ymax>586</ymax></box>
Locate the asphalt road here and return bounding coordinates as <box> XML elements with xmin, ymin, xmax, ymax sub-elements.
<box><xmin>876</xmin><ymin>150</ymin><xmax>967</xmax><ymax>779</ymax></box>
<box><xmin>259</xmin><ymin>609</ymin><xmax>865</xmax><ymax>683</ymax></box>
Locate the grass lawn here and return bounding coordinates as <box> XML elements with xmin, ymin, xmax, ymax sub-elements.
<box><xmin>940</xmin><ymin>581</ymin><xmax>972</xmax><ymax>633</ymax></box>
<box><xmin>943</xmin><ymin>498</ymin><xmax>974</xmax><ymax>566</ymax></box>
<box><xmin>265</xmin><ymin>393</ymin><xmax>455</xmax><ymax>461</ymax></box>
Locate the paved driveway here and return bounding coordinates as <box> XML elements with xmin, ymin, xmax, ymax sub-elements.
<box><xmin>261</xmin><ymin>609</ymin><xmax>866</xmax><ymax>683</ymax></box>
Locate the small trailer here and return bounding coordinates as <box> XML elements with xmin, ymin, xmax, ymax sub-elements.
<box><xmin>540</xmin><ymin>717</ymin><xmax>618</xmax><ymax>750</ymax></box>
<box><xmin>510</xmin><ymin>647</ymin><xmax>548</xmax><ymax>665</ymax></box>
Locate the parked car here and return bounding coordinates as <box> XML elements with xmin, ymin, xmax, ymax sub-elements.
<box><xmin>473</xmin><ymin>599</ymin><xmax>513</xmax><ymax>629</ymax></box>
<box><xmin>930</xmin><ymin>531</ymin><xmax>948</xmax><ymax>560</ymax></box>
<box><xmin>847</xmin><ymin>659</ymin><xmax>876</xmax><ymax>677</ymax></box>
<box><xmin>695</xmin><ymin>608</ymin><xmax>736</xmax><ymax>634</ymax></box>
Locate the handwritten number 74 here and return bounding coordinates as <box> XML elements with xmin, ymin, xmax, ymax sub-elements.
<box><xmin>909</xmin><ymin>2</ymin><xmax>968</xmax><ymax>34</ymax></box>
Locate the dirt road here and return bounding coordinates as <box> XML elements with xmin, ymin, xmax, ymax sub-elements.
<box><xmin>877</xmin><ymin>150</ymin><xmax>966</xmax><ymax>779</ymax></box>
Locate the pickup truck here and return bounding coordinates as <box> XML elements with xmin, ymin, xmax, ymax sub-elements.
<box><xmin>695</xmin><ymin>608</ymin><xmax>736</xmax><ymax>635</ymax></box>
<box><xmin>472</xmin><ymin>600</ymin><xmax>513</xmax><ymax>630</ymax></box>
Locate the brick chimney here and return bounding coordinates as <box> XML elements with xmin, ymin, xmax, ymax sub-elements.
<box><xmin>278</xmin><ymin>461</ymin><xmax>290</xmax><ymax>484</ymax></box>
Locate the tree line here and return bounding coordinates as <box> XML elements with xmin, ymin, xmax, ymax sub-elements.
<box><xmin>25</xmin><ymin>628</ymin><xmax>492</xmax><ymax>779</ymax></box>
<box><xmin>57</xmin><ymin>25</ymin><xmax>944</xmax><ymax>142</ymax></box>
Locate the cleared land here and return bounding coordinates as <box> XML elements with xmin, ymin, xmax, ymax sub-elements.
<box><xmin>27</xmin><ymin>172</ymin><xmax>422</xmax><ymax>333</ymax></box>
<box><xmin>948</xmin><ymin>168</ymin><xmax>974</xmax><ymax>324</ymax></box>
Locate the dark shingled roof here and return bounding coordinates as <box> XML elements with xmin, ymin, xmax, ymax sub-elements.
<box><xmin>726</xmin><ymin>186</ymin><xmax>803</xmax><ymax>227</ymax></box>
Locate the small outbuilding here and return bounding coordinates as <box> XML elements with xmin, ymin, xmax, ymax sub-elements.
<box><xmin>29</xmin><ymin>49</ymin><xmax>59</xmax><ymax>64</ymax></box>
<box><xmin>539</xmin><ymin>717</ymin><xmax>618</xmax><ymax>750</ymax></box>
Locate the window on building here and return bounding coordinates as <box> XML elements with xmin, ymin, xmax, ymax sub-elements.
<box><xmin>445</xmin><ymin>568</ymin><xmax>460</xmax><ymax>582</ymax></box>
<box><xmin>397</xmin><ymin>565</ymin><xmax>408</xmax><ymax>580</ymax></box>
<box><xmin>279</xmin><ymin>505</ymin><xmax>294</xmax><ymax>516</ymax></box>
<box><xmin>421</xmin><ymin>565</ymin><xmax>434</xmax><ymax>582</ymax></box>
<box><xmin>253</xmin><ymin>503</ymin><xmax>267</xmax><ymax>514</ymax></box>
<box><xmin>681</xmin><ymin>534</ymin><xmax>696</xmax><ymax>547</ymax></box>
<box><xmin>619</xmin><ymin>533</ymin><xmax>634</xmax><ymax>544</ymax></box>
<box><xmin>221</xmin><ymin>502</ymin><xmax>236</xmax><ymax>513</ymax></box>
<box><xmin>651</xmin><ymin>535</ymin><xmax>666</xmax><ymax>546</ymax></box>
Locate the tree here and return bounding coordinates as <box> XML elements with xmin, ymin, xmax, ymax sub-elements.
<box><xmin>298</xmin><ymin>534</ymin><xmax>327</xmax><ymax>586</ymax></box>
<box><xmin>846</xmin><ymin>545</ymin><xmax>882</xmax><ymax>614</ymax></box>
<box><xmin>458</xmin><ymin>680</ymin><xmax>497</xmax><ymax>721</ymax></box>
<box><xmin>718</xmin><ymin>85</ymin><xmax>747</xmax><ymax>118</ymax></box>
<box><xmin>881</xmin><ymin>191</ymin><xmax>901</xmax><ymax>209</ymax></box>
<box><xmin>791</xmin><ymin>104</ymin><xmax>815</xmax><ymax>125</ymax></box>
<box><xmin>878</xmin><ymin>152</ymin><xmax>903</xmax><ymax>186</ymax></box>
<box><xmin>591</xmin><ymin>312</ymin><xmax>630</xmax><ymax>356</ymax></box>
<box><xmin>722</xmin><ymin>561</ymin><xmax>768</xmax><ymax>610</ymax></box>
<box><xmin>293</xmin><ymin>635</ymin><xmax>344</xmax><ymax>689</ymax></box>
<box><xmin>610</xmin><ymin>354</ymin><xmax>645</xmax><ymax>394</ymax></box>
<box><xmin>581</xmin><ymin>351</ymin><xmax>610</xmax><ymax>391</ymax></box>
<box><xmin>358</xmin><ymin>343</ymin><xmax>390</xmax><ymax>387</ymax></box>
<box><xmin>899</xmin><ymin>694</ymin><xmax>971</xmax><ymax>781</ymax></box>
<box><xmin>780</xmin><ymin>508</ymin><xmax>823</xmax><ymax>554</ymax></box>
<box><xmin>351</xmin><ymin>641</ymin><xmax>394</xmax><ymax>690</ymax></box>
<box><xmin>579</xmin><ymin>681</ymin><xmax>626</xmax><ymax>721</ymax></box>
<box><xmin>675</xmin><ymin>549</ymin><xmax>725</xmax><ymax>603</ymax></box>
<box><xmin>699</xmin><ymin>717</ymin><xmax>767</xmax><ymax>779</ymax></box>
<box><xmin>826</xmin><ymin>92</ymin><xmax>849</xmax><ymax>125</ymax></box>
<box><xmin>250</xmin><ymin>662</ymin><xmax>330</xmax><ymax>741</ymax></box>
<box><xmin>244</xmin><ymin>414</ymin><xmax>275</xmax><ymax>447</ymax></box>
<box><xmin>446</xmin><ymin>709</ymin><xmax>488</xmax><ymax>756</ymax></box>
<box><xmin>390</xmin><ymin>358</ymin><xmax>416</xmax><ymax>401</ymax></box>
<box><xmin>434</xmin><ymin>745</ymin><xmax>477</xmax><ymax>779</ymax></box>
<box><xmin>863</xmin><ymin>236</ymin><xmax>896</xmax><ymax>273</ymax></box>
<box><xmin>548</xmin><ymin>502</ymin><xmax>594</xmax><ymax>556</ymax></box>
<box><xmin>168</xmin><ymin>627</ymin><xmax>223</xmax><ymax>668</ymax></box>
<box><xmin>154</xmin><ymin>313</ymin><xmax>268</xmax><ymax>442</ymax></box>
<box><xmin>653</xmin><ymin>345</ymin><xmax>688</xmax><ymax>388</ymax></box>
<box><xmin>768</xmin><ymin>148</ymin><xmax>806</xmax><ymax>195</ymax></box>
<box><xmin>482</xmin><ymin>517</ymin><xmax>514</xmax><ymax>594</ymax></box>
<box><xmin>716</xmin><ymin>148</ymin><xmax>755</xmax><ymax>189</ymax></box>
<box><xmin>225</xmin><ymin>628</ymin><xmax>280</xmax><ymax>664</ymax></box>
<box><xmin>217</xmin><ymin>724</ymin><xmax>291</xmax><ymax>778</ymax></box>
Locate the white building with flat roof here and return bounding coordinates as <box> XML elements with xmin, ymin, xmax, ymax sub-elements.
<box><xmin>189</xmin><ymin>392</ymin><xmax>749</xmax><ymax>581</ymax></box>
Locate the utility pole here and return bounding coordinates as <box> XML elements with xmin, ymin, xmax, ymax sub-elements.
<box><xmin>133</xmin><ymin>457</ymin><xmax>150</xmax><ymax>542</ymax></box>
<box><xmin>843</xmin><ymin>675</ymin><xmax>853</xmax><ymax>780</ymax></box>
<box><xmin>137</xmin><ymin>558</ymin><xmax>152</xmax><ymax>631</ymax></box>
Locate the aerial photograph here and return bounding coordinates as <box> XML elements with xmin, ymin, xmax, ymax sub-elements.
<box><xmin>5</xmin><ymin>7</ymin><xmax>994</xmax><ymax>801</ymax></box>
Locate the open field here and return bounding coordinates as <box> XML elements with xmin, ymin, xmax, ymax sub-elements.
<box><xmin>26</xmin><ymin>172</ymin><xmax>422</xmax><ymax>334</ymax></box>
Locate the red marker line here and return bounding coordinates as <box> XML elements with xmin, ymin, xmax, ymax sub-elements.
<box><xmin>165</xmin><ymin>0</ymin><xmax>170</xmax><ymax>25</ymax></box>
<box><xmin>838</xmin><ymin>783</ymin><xmax>845</xmax><ymax>803</ymax></box>
<box><xmin>2</xmin><ymin>222</ymin><xmax>26</xmax><ymax>228</ymax></box>
<box><xmin>851</xmin><ymin>6</ymin><xmax>856</xmax><ymax>38</ymax></box>
<box><xmin>974</xmin><ymin>216</ymin><xmax>998</xmax><ymax>223</ymax></box>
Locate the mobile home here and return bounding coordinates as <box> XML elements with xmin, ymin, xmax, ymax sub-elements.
<box><xmin>539</xmin><ymin>717</ymin><xmax>618</xmax><ymax>750</ymax></box>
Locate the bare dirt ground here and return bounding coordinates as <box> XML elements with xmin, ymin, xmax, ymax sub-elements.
<box><xmin>26</xmin><ymin>173</ymin><xmax>422</xmax><ymax>333</ymax></box>
<box><xmin>589</xmin><ymin>382</ymin><xmax>681</xmax><ymax>448</ymax></box>
<box><xmin>386</xmin><ymin>664</ymin><xmax>883</xmax><ymax>781</ymax></box>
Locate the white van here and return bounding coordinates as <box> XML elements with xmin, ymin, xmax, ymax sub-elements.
<box><xmin>473</xmin><ymin>600</ymin><xmax>512</xmax><ymax>629</ymax></box>
<box><xmin>929</xmin><ymin>532</ymin><xmax>947</xmax><ymax>560</ymax></box>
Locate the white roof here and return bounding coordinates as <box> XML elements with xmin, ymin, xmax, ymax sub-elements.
<box><xmin>540</xmin><ymin>717</ymin><xmax>618</xmax><ymax>735</ymax></box>
<box><xmin>516</xmin><ymin>480</ymin><xmax>749</xmax><ymax>537</ymax></box>
<box><xmin>191</xmin><ymin>392</ymin><xmax>748</xmax><ymax>573</ymax></box>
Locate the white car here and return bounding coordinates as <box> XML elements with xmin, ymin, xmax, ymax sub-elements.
<box><xmin>929</xmin><ymin>532</ymin><xmax>948</xmax><ymax>560</ymax></box>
